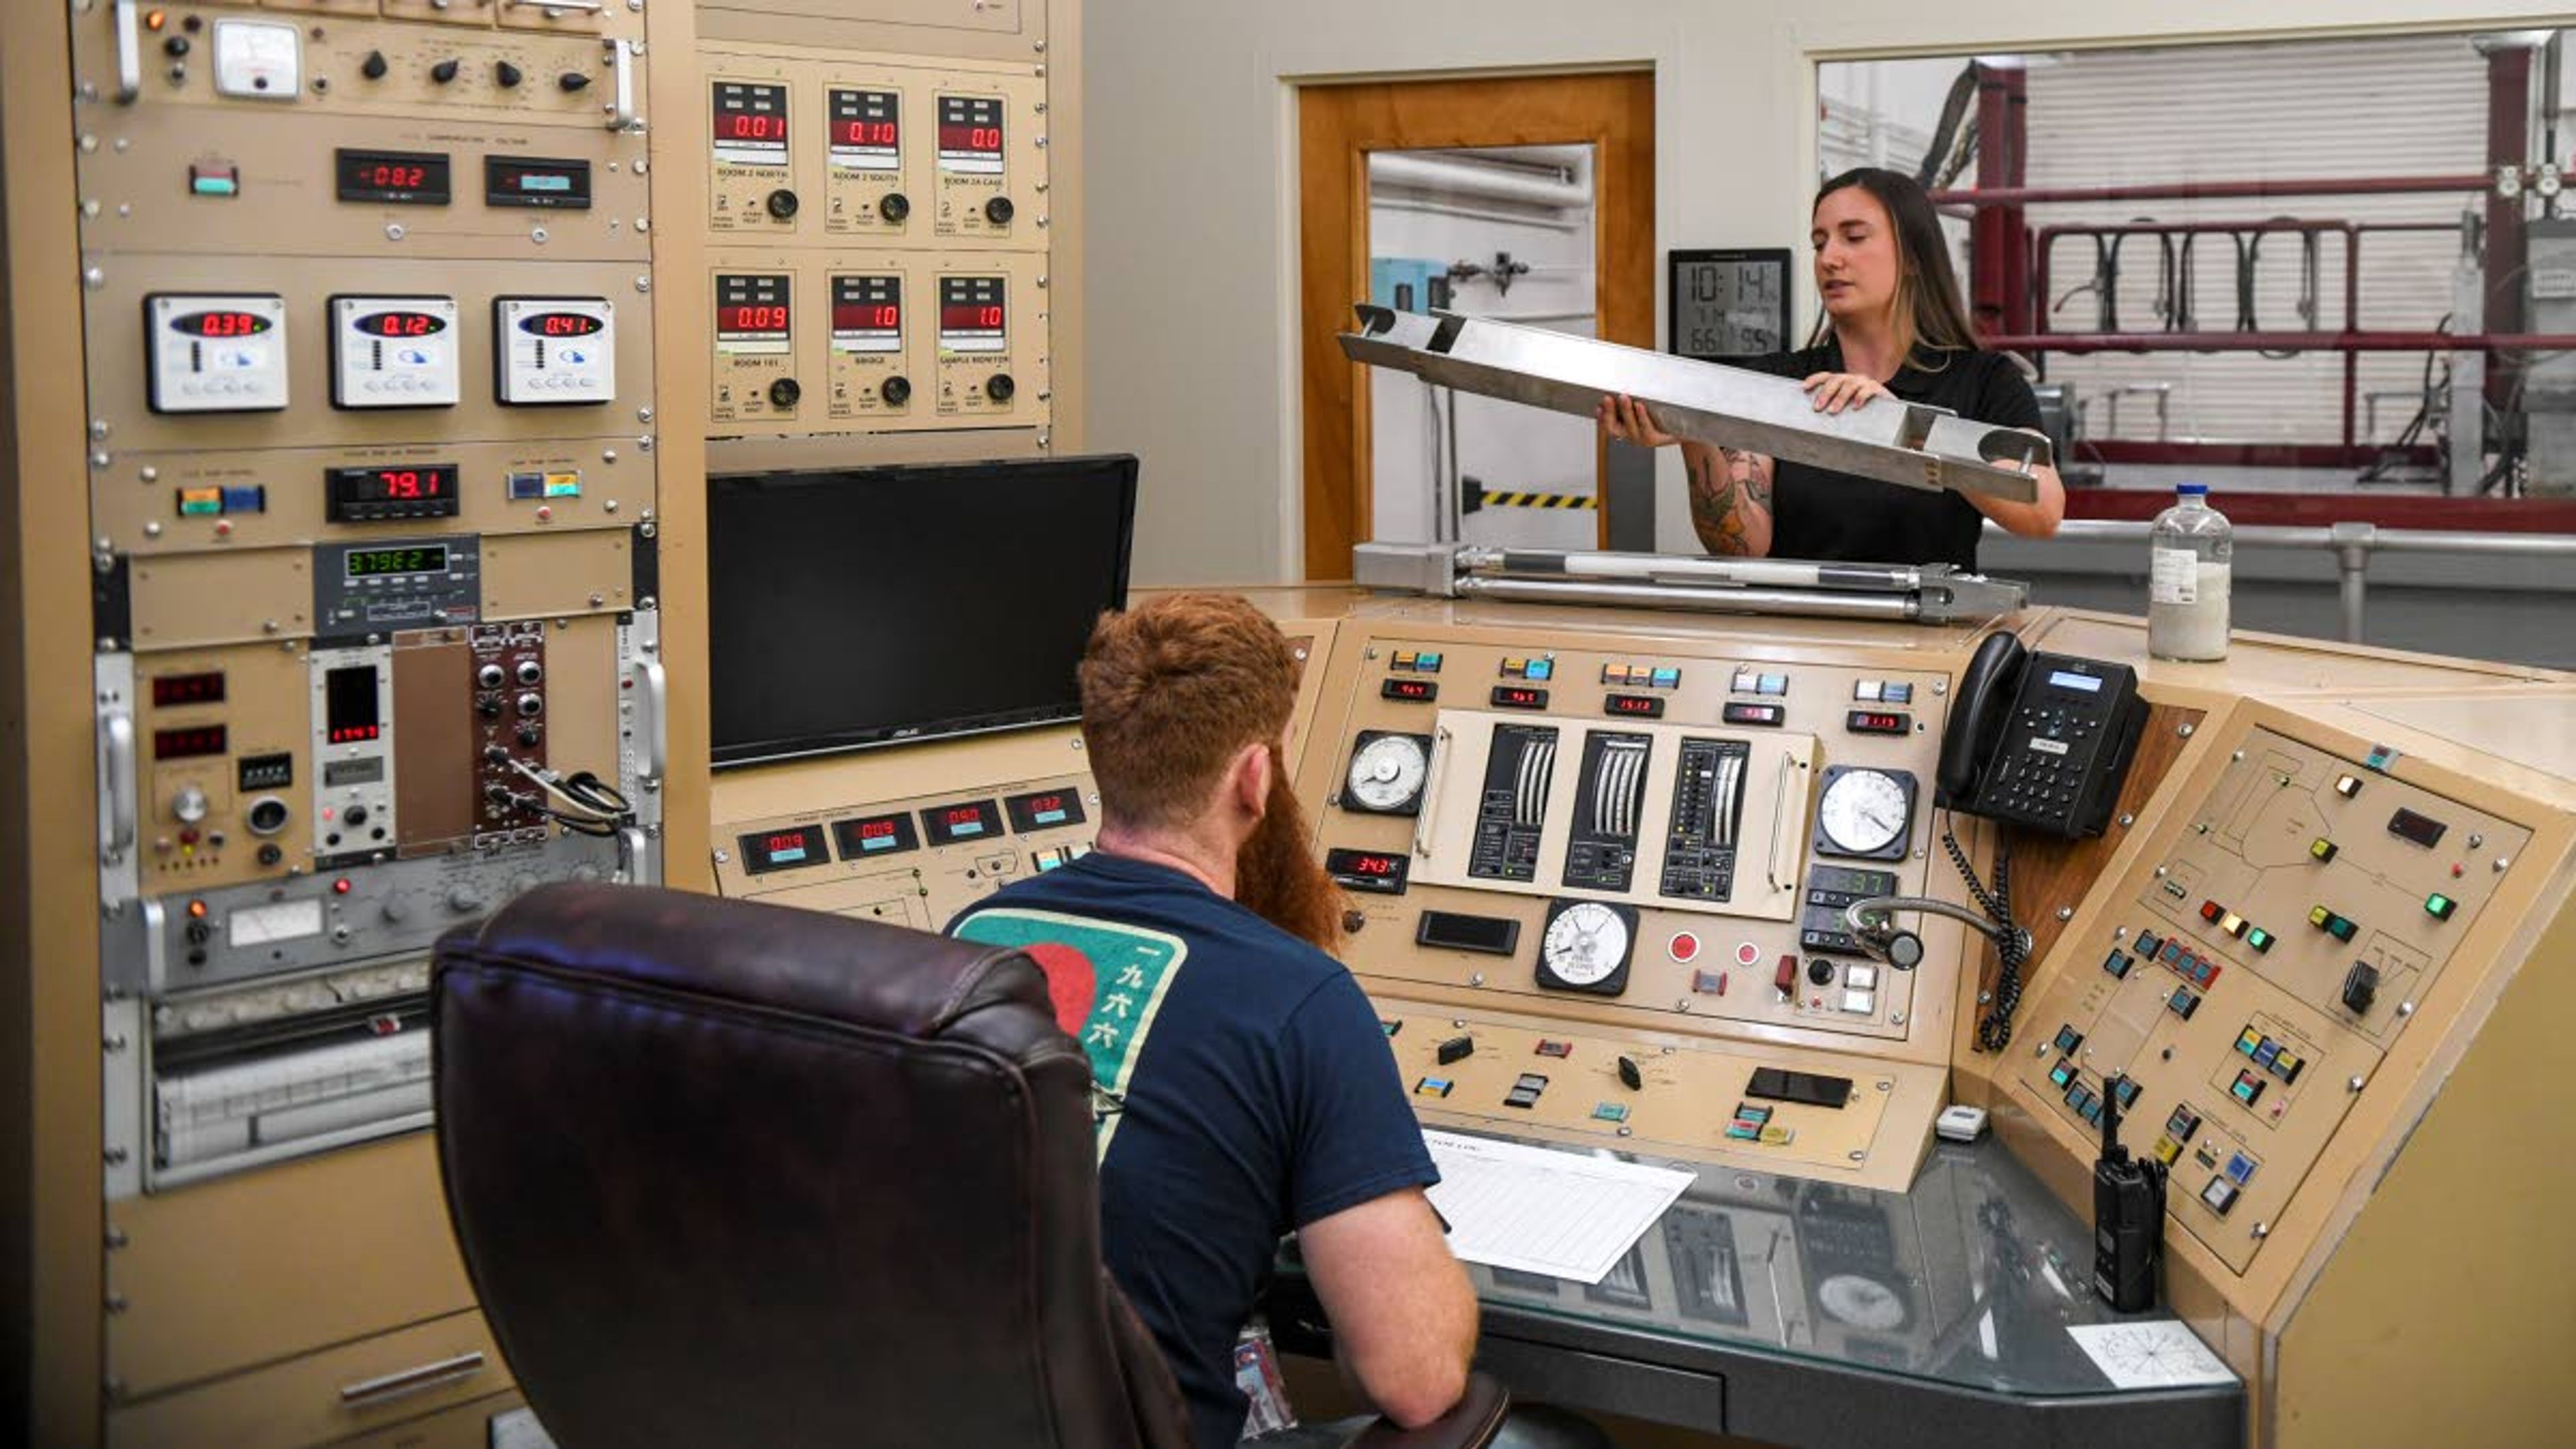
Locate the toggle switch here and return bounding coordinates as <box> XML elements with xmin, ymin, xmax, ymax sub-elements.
<box><xmin>1616</xmin><ymin>1055</ymin><xmax>1643</xmax><ymax>1091</ymax></box>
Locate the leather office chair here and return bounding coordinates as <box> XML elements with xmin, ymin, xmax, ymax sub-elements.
<box><xmin>433</xmin><ymin>882</ymin><xmax>1509</xmax><ymax>1448</ymax></box>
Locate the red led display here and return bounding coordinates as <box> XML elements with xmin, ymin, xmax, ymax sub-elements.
<box><xmin>519</xmin><ymin>311</ymin><xmax>605</xmax><ymax>337</ymax></box>
<box><xmin>738</xmin><ymin>823</ymin><xmax>828</xmax><ymax>875</ymax></box>
<box><xmin>1325</xmin><ymin>847</ymin><xmax>1411</xmax><ymax>895</ymax></box>
<box><xmin>921</xmin><ymin>798</ymin><xmax>1004</xmax><ymax>845</ymax></box>
<box><xmin>173</xmin><ymin>310</ymin><xmax>272</xmax><ymax>338</ymax></box>
<box><xmin>938</xmin><ymin>123</ymin><xmax>1004</xmax><ymax>154</ymax></box>
<box><xmin>831</xmin><ymin>812</ymin><xmax>919</xmax><ymax>859</ymax></box>
<box><xmin>152</xmin><ymin>672</ymin><xmax>226</xmax><ymax>708</ymax></box>
<box><xmin>1381</xmin><ymin>678</ymin><xmax>1438</xmax><ymax>702</ymax></box>
<box><xmin>833</xmin><ymin>303</ymin><xmax>901</xmax><ymax>331</ymax></box>
<box><xmin>837</xmin><ymin>119</ymin><xmax>898</xmax><ymax>146</ymax></box>
<box><xmin>719</xmin><ymin>304</ymin><xmax>791</xmax><ymax>333</ymax></box>
<box><xmin>721</xmin><ymin>113</ymin><xmax>786</xmax><ymax>141</ymax></box>
<box><xmin>154</xmin><ymin>724</ymin><xmax>228</xmax><ymax>760</ymax></box>
<box><xmin>354</xmin><ymin>311</ymin><xmax>447</xmax><ymax>337</ymax></box>
<box><xmin>329</xmin><ymin>722</ymin><xmax>381</xmax><ymax>745</ymax></box>
<box><xmin>1491</xmin><ymin>685</ymin><xmax>1550</xmax><ymax>710</ymax></box>
<box><xmin>1603</xmin><ymin>693</ymin><xmax>1666</xmax><ymax>718</ymax></box>
<box><xmin>939</xmin><ymin>303</ymin><xmax>1005</xmax><ymax>331</ymax></box>
<box><xmin>1845</xmin><ymin>710</ymin><xmax>1911</xmax><ymax>736</ymax></box>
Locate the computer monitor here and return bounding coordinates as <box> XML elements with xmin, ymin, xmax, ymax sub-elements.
<box><xmin>707</xmin><ymin>454</ymin><xmax>1139</xmax><ymax>767</ymax></box>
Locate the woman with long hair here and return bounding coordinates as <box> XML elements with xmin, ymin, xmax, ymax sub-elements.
<box><xmin>1598</xmin><ymin>166</ymin><xmax>2063</xmax><ymax>567</ymax></box>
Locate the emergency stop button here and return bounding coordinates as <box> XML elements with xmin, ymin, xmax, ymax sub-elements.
<box><xmin>1668</xmin><ymin>931</ymin><xmax>1700</xmax><ymax>963</ymax></box>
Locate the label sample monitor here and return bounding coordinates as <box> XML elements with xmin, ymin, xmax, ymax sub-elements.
<box><xmin>708</xmin><ymin>455</ymin><xmax>1139</xmax><ymax>765</ymax></box>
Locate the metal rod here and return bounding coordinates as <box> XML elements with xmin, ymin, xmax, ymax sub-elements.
<box><xmin>1933</xmin><ymin>174</ymin><xmax>2495</xmax><ymax>207</ymax></box>
<box><xmin>1475</xmin><ymin>549</ymin><xmax>1926</xmax><ymax>594</ymax></box>
<box><xmin>1454</xmin><ymin>576</ymin><xmax>1921</xmax><ymax>621</ymax></box>
<box><xmin>1981</xmin><ymin>331</ymin><xmax>2576</xmax><ymax>354</ymax></box>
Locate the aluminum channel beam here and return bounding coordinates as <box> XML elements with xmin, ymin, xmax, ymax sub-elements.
<box><xmin>1341</xmin><ymin>306</ymin><xmax>2047</xmax><ymax>503</ymax></box>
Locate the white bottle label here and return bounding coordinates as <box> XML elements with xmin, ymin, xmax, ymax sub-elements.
<box><xmin>2151</xmin><ymin>547</ymin><xmax>2201</xmax><ymax>605</ymax></box>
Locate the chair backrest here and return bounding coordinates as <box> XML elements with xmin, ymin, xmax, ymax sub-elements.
<box><xmin>431</xmin><ymin>881</ymin><xmax>1193</xmax><ymax>1449</ymax></box>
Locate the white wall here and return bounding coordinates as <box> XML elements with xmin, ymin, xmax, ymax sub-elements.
<box><xmin>1079</xmin><ymin>0</ymin><xmax>2574</xmax><ymax>584</ymax></box>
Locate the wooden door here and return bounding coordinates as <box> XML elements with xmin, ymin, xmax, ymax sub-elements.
<box><xmin>1299</xmin><ymin>72</ymin><xmax>1655</xmax><ymax>580</ymax></box>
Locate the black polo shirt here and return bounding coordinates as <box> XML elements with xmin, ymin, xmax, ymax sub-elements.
<box><xmin>1739</xmin><ymin>339</ymin><xmax>2042</xmax><ymax>570</ymax></box>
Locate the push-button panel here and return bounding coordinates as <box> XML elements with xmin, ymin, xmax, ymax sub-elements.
<box><xmin>1376</xmin><ymin>1001</ymin><xmax>1943</xmax><ymax>1191</ymax></box>
<box><xmin>2010</xmin><ymin>718</ymin><xmax>2537</xmax><ymax>1273</ymax></box>
<box><xmin>714</xmin><ymin>771</ymin><xmax>1099</xmax><ymax>926</ymax></box>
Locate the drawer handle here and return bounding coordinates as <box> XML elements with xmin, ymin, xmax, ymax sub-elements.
<box><xmin>338</xmin><ymin>1350</ymin><xmax>488</xmax><ymax>1409</ymax></box>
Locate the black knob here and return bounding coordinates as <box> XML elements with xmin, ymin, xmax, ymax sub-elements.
<box><xmin>343</xmin><ymin>804</ymin><xmax>370</xmax><ymax>827</ymax></box>
<box><xmin>163</xmin><ymin>35</ymin><xmax>191</xmax><ymax>57</ymax></box>
<box><xmin>515</xmin><ymin>659</ymin><xmax>543</xmax><ymax>686</ymax></box>
<box><xmin>360</xmin><ymin>49</ymin><xmax>388</xmax><ymax>80</ymax></box>
<box><xmin>484</xmin><ymin>746</ymin><xmax>510</xmax><ymax>765</ymax></box>
<box><xmin>879</xmin><ymin>193</ymin><xmax>911</xmax><ymax>223</ymax></box>
<box><xmin>985</xmin><ymin>373</ymin><xmax>1016</xmax><ymax>402</ymax></box>
<box><xmin>431</xmin><ymin>58</ymin><xmax>461</xmax><ymax>85</ymax></box>
<box><xmin>881</xmin><ymin>375</ymin><xmax>912</xmax><ymax>406</ymax></box>
<box><xmin>768</xmin><ymin>377</ymin><xmax>802</xmax><ymax>408</ymax></box>
<box><xmin>478</xmin><ymin>696</ymin><xmax>502</xmax><ymax>718</ymax></box>
<box><xmin>1617</xmin><ymin>1055</ymin><xmax>1643</xmax><ymax>1091</ymax></box>
<box><xmin>1342</xmin><ymin>908</ymin><xmax>1366</xmax><ymax>935</ymax></box>
<box><xmin>517</xmin><ymin>724</ymin><xmax>542</xmax><ymax>747</ymax></box>
<box><xmin>256</xmin><ymin>843</ymin><xmax>282</xmax><ymax>866</ymax></box>
<box><xmin>1806</xmin><ymin>958</ymin><xmax>1835</xmax><ymax>986</ymax></box>
<box><xmin>496</xmin><ymin>60</ymin><xmax>523</xmax><ymax>89</ymax></box>
<box><xmin>476</xmin><ymin>663</ymin><xmax>506</xmax><ymax>689</ymax></box>
<box><xmin>765</xmin><ymin>188</ymin><xmax>800</xmax><ymax>219</ymax></box>
<box><xmin>517</xmin><ymin>694</ymin><xmax>544</xmax><ymax>718</ymax></box>
<box><xmin>984</xmin><ymin>195</ymin><xmax>1014</xmax><ymax>225</ymax></box>
<box><xmin>2341</xmin><ymin>961</ymin><xmax>2380</xmax><ymax>1015</ymax></box>
<box><xmin>558</xmin><ymin>72</ymin><xmax>592</xmax><ymax>93</ymax></box>
<box><xmin>184</xmin><ymin>920</ymin><xmax>211</xmax><ymax>946</ymax></box>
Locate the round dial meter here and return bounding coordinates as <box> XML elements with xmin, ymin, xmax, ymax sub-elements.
<box><xmin>1540</xmin><ymin>900</ymin><xmax>1632</xmax><ymax>988</ymax></box>
<box><xmin>1344</xmin><ymin>733</ymin><xmax>1430</xmax><ymax>814</ymax></box>
<box><xmin>1818</xmin><ymin>1273</ymin><xmax>1909</xmax><ymax>1331</ymax></box>
<box><xmin>1817</xmin><ymin>767</ymin><xmax>1914</xmax><ymax>859</ymax></box>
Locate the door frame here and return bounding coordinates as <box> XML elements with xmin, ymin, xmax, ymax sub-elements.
<box><xmin>1297</xmin><ymin>70</ymin><xmax>1656</xmax><ymax>580</ymax></box>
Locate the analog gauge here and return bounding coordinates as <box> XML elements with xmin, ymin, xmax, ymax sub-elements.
<box><xmin>1816</xmin><ymin>767</ymin><xmax>1915</xmax><ymax>860</ymax></box>
<box><xmin>1817</xmin><ymin>1273</ymin><xmax>1908</xmax><ymax>1332</ymax></box>
<box><xmin>1344</xmin><ymin>731</ymin><xmax>1432</xmax><ymax>815</ymax></box>
<box><xmin>1540</xmin><ymin>900</ymin><xmax>1633</xmax><ymax>990</ymax></box>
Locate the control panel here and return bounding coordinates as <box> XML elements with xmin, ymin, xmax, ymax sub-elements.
<box><xmin>716</xmin><ymin>770</ymin><xmax>1100</xmax><ymax>927</ymax></box>
<box><xmin>710</xmin><ymin>265</ymin><xmax>801</xmax><ymax>425</ymax></box>
<box><xmin>330</xmin><ymin>294</ymin><xmax>464</xmax><ymax>409</ymax></box>
<box><xmin>1311</xmin><ymin>637</ymin><xmax>1957</xmax><ymax>1046</ymax></box>
<box><xmin>146</xmin><ymin>292</ymin><xmax>290</xmax><ymax>413</ymax></box>
<box><xmin>2013</xmin><ymin>723</ymin><xmax>2532</xmax><ymax>1273</ymax></box>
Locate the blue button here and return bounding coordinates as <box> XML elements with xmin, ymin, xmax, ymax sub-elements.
<box><xmin>2226</xmin><ymin>1152</ymin><xmax>2259</xmax><ymax>1185</ymax></box>
<box><xmin>1650</xmin><ymin>667</ymin><xmax>1680</xmax><ymax>689</ymax></box>
<box><xmin>1524</xmin><ymin>659</ymin><xmax>1553</xmax><ymax>680</ymax></box>
<box><xmin>1592</xmin><ymin>1102</ymin><xmax>1629</xmax><ymax>1123</ymax></box>
<box><xmin>1882</xmin><ymin>682</ymin><xmax>1913</xmax><ymax>704</ymax></box>
<box><xmin>1415</xmin><ymin>653</ymin><xmax>1442</xmax><ymax>673</ymax></box>
<box><xmin>219</xmin><ymin>486</ymin><xmax>266</xmax><ymax>513</ymax></box>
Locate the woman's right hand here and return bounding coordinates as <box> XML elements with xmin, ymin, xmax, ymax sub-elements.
<box><xmin>1596</xmin><ymin>393</ymin><xmax>1678</xmax><ymax>448</ymax></box>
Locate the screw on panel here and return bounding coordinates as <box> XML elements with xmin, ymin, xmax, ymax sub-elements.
<box><xmin>105</xmin><ymin>1228</ymin><xmax>127</xmax><ymax>1248</ymax></box>
<box><xmin>2496</xmin><ymin>857</ymin><xmax>2511</xmax><ymax>871</ymax></box>
<box><xmin>2398</xmin><ymin>1001</ymin><xmax>2415</xmax><ymax>1016</ymax></box>
<box><xmin>79</xmin><ymin>134</ymin><xmax>98</xmax><ymax>152</ymax></box>
<box><xmin>105</xmin><ymin>1293</ymin><xmax>127</xmax><ymax>1313</ymax></box>
<box><xmin>2179</xmin><ymin>722</ymin><xmax>2196</xmax><ymax>737</ymax></box>
<box><xmin>635</xmin><ymin>276</ymin><xmax>651</xmax><ymax>292</ymax></box>
<box><xmin>103</xmin><ymin>1147</ymin><xmax>127</xmax><ymax>1166</ymax></box>
<box><xmin>2055</xmin><ymin>906</ymin><xmax>2074</xmax><ymax>922</ymax></box>
<box><xmin>637</xmin><ymin>436</ymin><xmax>653</xmax><ymax>452</ymax></box>
<box><xmin>1847</xmin><ymin>1150</ymin><xmax>1867</xmax><ymax>1162</ymax></box>
<box><xmin>2349</xmin><ymin>1075</ymin><xmax>2365</xmax><ymax>1093</ymax></box>
<box><xmin>91</xmin><ymin>450</ymin><xmax>111</xmax><ymax>469</ymax></box>
<box><xmin>2252</xmin><ymin>1222</ymin><xmax>2269</xmax><ymax>1239</ymax></box>
<box><xmin>2231</xmin><ymin>750</ymin><xmax>2245</xmax><ymax>761</ymax></box>
<box><xmin>1468</xmin><ymin>973</ymin><xmax>1485</xmax><ymax>987</ymax></box>
<box><xmin>386</xmin><ymin>223</ymin><xmax>405</xmax><ymax>241</ymax></box>
<box><xmin>1978</xmin><ymin>991</ymin><xmax>1992</xmax><ymax>1004</ymax></box>
<box><xmin>712</xmin><ymin>850</ymin><xmax>730</xmax><ymax>864</ymax></box>
<box><xmin>602</xmin><ymin>449</ymin><xmax>618</xmax><ymax>463</ymax></box>
<box><xmin>90</xmin><ymin>419</ymin><xmax>109</xmax><ymax>439</ymax></box>
<box><xmin>1892</xmin><ymin>1012</ymin><xmax>1907</xmax><ymax>1026</ymax></box>
<box><xmin>84</xmin><ymin>267</ymin><xmax>105</xmax><ymax>289</ymax></box>
<box><xmin>2118</xmin><ymin>813</ymin><xmax>2135</xmax><ymax>828</ymax></box>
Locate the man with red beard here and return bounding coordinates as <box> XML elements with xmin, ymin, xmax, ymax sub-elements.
<box><xmin>948</xmin><ymin>592</ymin><xmax>1477</xmax><ymax>1447</ymax></box>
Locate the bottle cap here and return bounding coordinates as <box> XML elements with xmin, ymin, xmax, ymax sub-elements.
<box><xmin>2177</xmin><ymin>482</ymin><xmax>2210</xmax><ymax>497</ymax></box>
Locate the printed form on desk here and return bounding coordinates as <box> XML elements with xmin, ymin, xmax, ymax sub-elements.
<box><xmin>1422</xmin><ymin>1131</ymin><xmax>1696</xmax><ymax>1286</ymax></box>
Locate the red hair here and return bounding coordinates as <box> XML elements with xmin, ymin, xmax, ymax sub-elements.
<box><xmin>1077</xmin><ymin>593</ymin><xmax>1299</xmax><ymax>830</ymax></box>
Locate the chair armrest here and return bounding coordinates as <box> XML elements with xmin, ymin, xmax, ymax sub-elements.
<box><xmin>1340</xmin><ymin>1371</ymin><xmax>1510</xmax><ymax>1449</ymax></box>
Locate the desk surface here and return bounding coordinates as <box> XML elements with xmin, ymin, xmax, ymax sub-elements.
<box><xmin>1270</xmin><ymin>1135</ymin><xmax>2244</xmax><ymax>1448</ymax></box>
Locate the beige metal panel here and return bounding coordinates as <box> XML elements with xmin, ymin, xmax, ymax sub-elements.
<box><xmin>2270</xmin><ymin>892</ymin><xmax>2576</xmax><ymax>1449</ymax></box>
<box><xmin>716</xmin><ymin>761</ymin><xmax>1096</xmax><ymax>915</ymax></box>
<box><xmin>476</xmin><ymin>525</ymin><xmax>633</xmax><ymax>619</ymax></box>
<box><xmin>1382</xmin><ymin>998</ymin><xmax>1942</xmax><ymax>1191</ymax></box>
<box><xmin>639</xmin><ymin>0</ymin><xmax>712</xmax><ymax>894</ymax></box>
<box><xmin>103</xmin><ymin>1132</ymin><xmax>474</xmax><ymax>1396</ymax></box>
<box><xmin>106</xmin><ymin>1309</ymin><xmax>509</xmax><ymax>1449</ymax></box>
<box><xmin>335</xmin><ymin>1391</ymin><xmax>531</xmax><ymax>1449</ymax></box>
<box><xmin>69</xmin><ymin>5</ymin><xmax>633</xmax><ymax>125</ymax></box>
<box><xmin>83</xmin><ymin>256</ymin><xmax>655</xmax><ymax>458</ymax></box>
<box><xmin>75</xmin><ymin>107</ymin><xmax>652</xmax><ymax>263</ymax></box>
<box><xmin>2336</xmin><ymin>688</ymin><xmax>2576</xmax><ymax>804</ymax></box>
<box><xmin>130</xmin><ymin>549</ymin><xmax>315</xmax><ymax>650</ymax></box>
<box><xmin>696</xmin><ymin>0</ymin><xmax>1046</xmax><ymax>63</ymax></box>
<box><xmin>703</xmin><ymin>423</ymin><xmax>1048</xmax><ymax>473</ymax></box>
<box><xmin>93</xmin><ymin>438</ymin><xmax>659</xmax><ymax>559</ymax></box>
<box><xmin>818</xmin><ymin>252</ymin><xmax>924</xmax><ymax>424</ymax></box>
<box><xmin>704</xmin><ymin>248</ymin><xmax>809</xmax><ymax>427</ymax></box>
<box><xmin>135</xmin><ymin>642</ymin><xmax>315</xmax><ymax>896</ymax></box>
<box><xmin>1036</xmin><ymin>0</ymin><xmax>1077</xmax><ymax>449</ymax></box>
<box><xmin>2028</xmin><ymin>610</ymin><xmax>2567</xmax><ymax>696</ymax></box>
<box><xmin>541</xmin><ymin>612</ymin><xmax>621</xmax><ymax>786</ymax></box>
<box><xmin>3</xmin><ymin>0</ymin><xmax>110</xmax><ymax>1440</ymax></box>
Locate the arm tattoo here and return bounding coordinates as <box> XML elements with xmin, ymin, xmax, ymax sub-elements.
<box><xmin>1690</xmin><ymin>447</ymin><xmax>1774</xmax><ymax>555</ymax></box>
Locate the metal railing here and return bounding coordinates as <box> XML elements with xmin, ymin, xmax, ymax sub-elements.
<box><xmin>1992</xmin><ymin>519</ymin><xmax>2576</xmax><ymax>643</ymax></box>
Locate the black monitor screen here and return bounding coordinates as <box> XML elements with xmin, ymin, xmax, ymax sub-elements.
<box><xmin>708</xmin><ymin>455</ymin><xmax>1138</xmax><ymax>766</ymax></box>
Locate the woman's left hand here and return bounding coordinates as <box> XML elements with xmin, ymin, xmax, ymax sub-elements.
<box><xmin>1801</xmin><ymin>372</ymin><xmax>1891</xmax><ymax>415</ymax></box>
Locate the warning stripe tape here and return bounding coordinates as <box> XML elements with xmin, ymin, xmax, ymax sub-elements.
<box><xmin>1480</xmin><ymin>490</ymin><xmax>1599</xmax><ymax>510</ymax></box>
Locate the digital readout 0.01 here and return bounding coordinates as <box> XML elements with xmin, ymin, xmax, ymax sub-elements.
<box><xmin>343</xmin><ymin>545</ymin><xmax>449</xmax><ymax>579</ymax></box>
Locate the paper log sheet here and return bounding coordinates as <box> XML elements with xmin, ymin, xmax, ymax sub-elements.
<box><xmin>1421</xmin><ymin>1131</ymin><xmax>1697</xmax><ymax>1285</ymax></box>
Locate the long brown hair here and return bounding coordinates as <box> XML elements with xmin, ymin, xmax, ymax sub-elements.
<box><xmin>1809</xmin><ymin>166</ymin><xmax>1981</xmax><ymax>370</ymax></box>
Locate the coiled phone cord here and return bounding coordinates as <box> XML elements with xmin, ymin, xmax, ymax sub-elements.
<box><xmin>1945</xmin><ymin>818</ymin><xmax>2028</xmax><ymax>1053</ymax></box>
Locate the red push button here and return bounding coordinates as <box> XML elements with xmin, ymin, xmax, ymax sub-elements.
<box><xmin>1669</xmin><ymin>931</ymin><xmax>1701</xmax><ymax>963</ymax></box>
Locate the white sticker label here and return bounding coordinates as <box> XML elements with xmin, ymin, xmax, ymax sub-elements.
<box><xmin>2029</xmin><ymin>737</ymin><xmax>2071</xmax><ymax>757</ymax></box>
<box><xmin>2150</xmin><ymin>547</ymin><xmax>2200</xmax><ymax>605</ymax></box>
<box><xmin>227</xmin><ymin>898</ymin><xmax>324</xmax><ymax>948</ymax></box>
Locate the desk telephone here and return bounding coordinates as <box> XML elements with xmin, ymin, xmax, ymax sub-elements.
<box><xmin>1935</xmin><ymin>632</ymin><xmax>2147</xmax><ymax>840</ymax></box>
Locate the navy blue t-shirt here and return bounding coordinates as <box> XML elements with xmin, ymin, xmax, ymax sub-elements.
<box><xmin>948</xmin><ymin>853</ymin><xmax>1438</xmax><ymax>1449</ymax></box>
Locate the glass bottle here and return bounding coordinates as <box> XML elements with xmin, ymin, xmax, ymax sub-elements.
<box><xmin>2148</xmin><ymin>482</ymin><xmax>2233</xmax><ymax>661</ymax></box>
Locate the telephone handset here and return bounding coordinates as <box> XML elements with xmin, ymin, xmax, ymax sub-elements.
<box><xmin>1935</xmin><ymin>632</ymin><xmax>2147</xmax><ymax>840</ymax></box>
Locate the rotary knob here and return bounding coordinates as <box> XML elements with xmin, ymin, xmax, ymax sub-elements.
<box><xmin>881</xmin><ymin>375</ymin><xmax>912</xmax><ymax>406</ymax></box>
<box><xmin>495</xmin><ymin>61</ymin><xmax>524</xmax><ymax>89</ymax></box>
<box><xmin>172</xmin><ymin>786</ymin><xmax>209</xmax><ymax>824</ymax></box>
<box><xmin>430</xmin><ymin>58</ymin><xmax>461</xmax><ymax>85</ymax></box>
<box><xmin>360</xmin><ymin>50</ymin><xmax>388</xmax><ymax>80</ymax></box>
<box><xmin>765</xmin><ymin>189</ymin><xmax>800</xmax><ymax>219</ymax></box>
<box><xmin>558</xmin><ymin>71</ymin><xmax>592</xmax><ymax>93</ymax></box>
<box><xmin>768</xmin><ymin>377</ymin><xmax>802</xmax><ymax>409</ymax></box>
<box><xmin>985</xmin><ymin>373</ymin><xmax>1016</xmax><ymax>402</ymax></box>
<box><xmin>516</xmin><ymin>659</ymin><xmax>544</xmax><ymax>686</ymax></box>
<box><xmin>984</xmin><ymin>196</ymin><xmax>1014</xmax><ymax>225</ymax></box>
<box><xmin>446</xmin><ymin>885</ymin><xmax>487</xmax><ymax>914</ymax></box>
<box><xmin>879</xmin><ymin>193</ymin><xmax>911</xmax><ymax>223</ymax></box>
